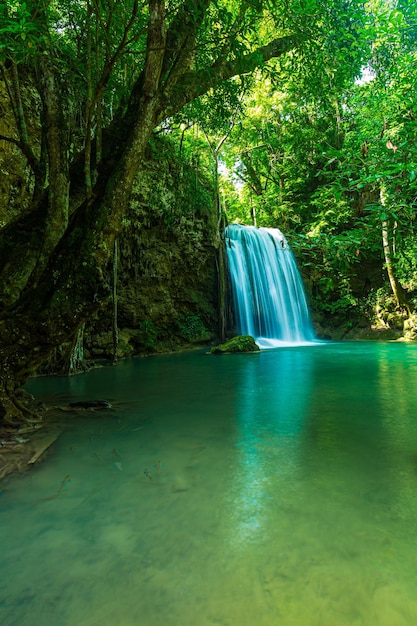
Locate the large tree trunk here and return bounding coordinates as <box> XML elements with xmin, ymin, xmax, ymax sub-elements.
<box><xmin>0</xmin><ymin>204</ymin><xmax>109</xmax><ymax>426</ymax></box>
<box><xmin>0</xmin><ymin>126</ymin><xmax>155</xmax><ymax>427</ymax></box>
<box><xmin>0</xmin><ymin>60</ymin><xmax>163</xmax><ymax>427</ymax></box>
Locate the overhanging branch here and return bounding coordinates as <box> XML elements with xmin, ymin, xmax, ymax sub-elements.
<box><xmin>142</xmin><ymin>0</ymin><xmax>167</xmax><ymax>97</ymax></box>
<box><xmin>161</xmin><ymin>0</ymin><xmax>211</xmax><ymax>81</ymax></box>
<box><xmin>163</xmin><ymin>33</ymin><xmax>301</xmax><ymax>118</ymax></box>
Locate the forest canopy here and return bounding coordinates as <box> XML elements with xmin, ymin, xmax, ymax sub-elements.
<box><xmin>212</xmin><ymin>0</ymin><xmax>417</xmax><ymax>327</ymax></box>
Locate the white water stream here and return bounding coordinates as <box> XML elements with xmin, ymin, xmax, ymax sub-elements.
<box><xmin>225</xmin><ymin>224</ymin><xmax>316</xmax><ymax>348</ymax></box>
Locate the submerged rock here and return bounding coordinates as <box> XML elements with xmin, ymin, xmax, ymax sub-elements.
<box><xmin>68</xmin><ymin>400</ymin><xmax>113</xmax><ymax>409</ymax></box>
<box><xmin>209</xmin><ymin>335</ymin><xmax>260</xmax><ymax>354</ymax></box>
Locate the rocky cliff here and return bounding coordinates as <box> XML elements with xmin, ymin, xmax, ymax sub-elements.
<box><xmin>0</xmin><ymin>71</ymin><xmax>220</xmax><ymax>369</ymax></box>
<box><xmin>84</xmin><ymin>137</ymin><xmax>220</xmax><ymax>362</ymax></box>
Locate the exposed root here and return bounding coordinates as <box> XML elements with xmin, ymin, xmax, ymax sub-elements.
<box><xmin>0</xmin><ymin>393</ymin><xmax>119</xmax><ymax>483</ymax></box>
<box><xmin>1</xmin><ymin>390</ymin><xmax>43</xmax><ymax>431</ymax></box>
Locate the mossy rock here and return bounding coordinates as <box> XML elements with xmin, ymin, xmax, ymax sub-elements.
<box><xmin>209</xmin><ymin>335</ymin><xmax>260</xmax><ymax>354</ymax></box>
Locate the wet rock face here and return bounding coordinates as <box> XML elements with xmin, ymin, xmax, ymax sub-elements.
<box><xmin>1</xmin><ymin>74</ymin><xmax>219</xmax><ymax>364</ymax></box>
<box><xmin>84</xmin><ymin>143</ymin><xmax>219</xmax><ymax>359</ymax></box>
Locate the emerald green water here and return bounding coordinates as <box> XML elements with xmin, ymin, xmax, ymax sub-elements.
<box><xmin>2</xmin><ymin>342</ymin><xmax>417</xmax><ymax>625</ymax></box>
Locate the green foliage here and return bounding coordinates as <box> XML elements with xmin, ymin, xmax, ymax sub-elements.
<box><xmin>177</xmin><ymin>313</ymin><xmax>208</xmax><ymax>342</ymax></box>
<box><xmin>175</xmin><ymin>77</ymin><xmax>248</xmax><ymax>136</ymax></box>
<box><xmin>0</xmin><ymin>1</ymin><xmax>43</xmax><ymax>61</ymax></box>
<box><xmin>138</xmin><ymin>320</ymin><xmax>157</xmax><ymax>350</ymax></box>
<box><xmin>217</xmin><ymin>0</ymin><xmax>417</xmax><ymax>323</ymax></box>
<box><xmin>308</xmin><ymin>0</ymin><xmax>417</xmax><ymax>305</ymax></box>
<box><xmin>391</xmin><ymin>234</ymin><xmax>417</xmax><ymax>291</ymax></box>
<box><xmin>126</xmin><ymin>133</ymin><xmax>215</xmax><ymax>236</ymax></box>
<box><xmin>293</xmin><ymin>230</ymin><xmax>365</xmax><ymax>321</ymax></box>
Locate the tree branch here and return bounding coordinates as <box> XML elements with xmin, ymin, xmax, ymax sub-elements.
<box><xmin>163</xmin><ymin>33</ymin><xmax>301</xmax><ymax>119</ymax></box>
<box><xmin>0</xmin><ymin>64</ymin><xmax>46</xmax><ymax>195</ymax></box>
<box><xmin>161</xmin><ymin>0</ymin><xmax>210</xmax><ymax>72</ymax></box>
<box><xmin>83</xmin><ymin>0</ymin><xmax>142</xmax><ymax>195</ymax></box>
<box><xmin>215</xmin><ymin>3</ymin><xmax>249</xmax><ymax>61</ymax></box>
<box><xmin>0</xmin><ymin>134</ymin><xmax>40</xmax><ymax>175</ymax></box>
<box><xmin>160</xmin><ymin>0</ymin><xmax>210</xmax><ymax>95</ymax></box>
<box><xmin>36</xmin><ymin>53</ymin><xmax>70</xmax><ymax>247</ymax></box>
<box><xmin>142</xmin><ymin>0</ymin><xmax>167</xmax><ymax>97</ymax></box>
<box><xmin>91</xmin><ymin>0</ymin><xmax>112</xmax><ymax>61</ymax></box>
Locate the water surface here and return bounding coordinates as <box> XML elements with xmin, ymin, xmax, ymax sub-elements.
<box><xmin>1</xmin><ymin>342</ymin><xmax>417</xmax><ymax>625</ymax></box>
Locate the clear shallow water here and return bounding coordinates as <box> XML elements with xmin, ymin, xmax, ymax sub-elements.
<box><xmin>1</xmin><ymin>342</ymin><xmax>417</xmax><ymax>625</ymax></box>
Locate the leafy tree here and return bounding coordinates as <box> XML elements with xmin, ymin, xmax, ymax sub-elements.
<box><xmin>309</xmin><ymin>0</ymin><xmax>417</xmax><ymax>314</ymax></box>
<box><xmin>221</xmin><ymin>82</ymin><xmax>345</xmax><ymax>229</ymax></box>
<box><xmin>0</xmin><ymin>0</ymin><xmax>367</xmax><ymax>426</ymax></box>
<box><xmin>221</xmin><ymin>0</ymin><xmax>417</xmax><ymax>328</ymax></box>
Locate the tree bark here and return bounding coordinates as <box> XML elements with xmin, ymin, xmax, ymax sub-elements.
<box><xmin>380</xmin><ymin>187</ymin><xmax>410</xmax><ymax>313</ymax></box>
<box><xmin>112</xmin><ymin>239</ymin><xmax>119</xmax><ymax>365</ymax></box>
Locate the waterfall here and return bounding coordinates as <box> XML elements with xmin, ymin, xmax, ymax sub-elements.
<box><xmin>225</xmin><ymin>224</ymin><xmax>315</xmax><ymax>348</ymax></box>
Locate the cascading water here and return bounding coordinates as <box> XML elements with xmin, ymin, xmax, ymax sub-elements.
<box><xmin>225</xmin><ymin>224</ymin><xmax>316</xmax><ymax>348</ymax></box>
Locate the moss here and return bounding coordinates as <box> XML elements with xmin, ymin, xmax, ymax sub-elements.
<box><xmin>177</xmin><ymin>313</ymin><xmax>210</xmax><ymax>342</ymax></box>
<box><xmin>209</xmin><ymin>335</ymin><xmax>260</xmax><ymax>354</ymax></box>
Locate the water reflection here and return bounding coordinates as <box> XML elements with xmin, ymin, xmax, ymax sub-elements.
<box><xmin>228</xmin><ymin>349</ymin><xmax>313</xmax><ymax>547</ymax></box>
<box><xmin>1</xmin><ymin>344</ymin><xmax>417</xmax><ymax>625</ymax></box>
